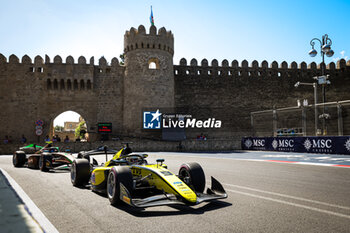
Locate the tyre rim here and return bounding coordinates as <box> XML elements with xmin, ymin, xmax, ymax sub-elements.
<box><xmin>71</xmin><ymin>163</ymin><xmax>76</xmax><ymax>182</ymax></box>
<box><xmin>107</xmin><ymin>173</ymin><xmax>115</xmax><ymax>198</ymax></box>
<box><xmin>180</xmin><ymin>169</ymin><xmax>191</xmax><ymax>186</ymax></box>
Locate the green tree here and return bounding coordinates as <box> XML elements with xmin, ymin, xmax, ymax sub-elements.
<box><xmin>75</xmin><ymin>121</ymin><xmax>87</xmax><ymax>139</ymax></box>
<box><xmin>54</xmin><ymin>125</ymin><xmax>64</xmax><ymax>132</ymax></box>
<box><xmin>119</xmin><ymin>53</ymin><xmax>125</xmax><ymax>65</ymax></box>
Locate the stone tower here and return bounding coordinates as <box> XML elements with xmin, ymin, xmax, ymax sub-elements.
<box><xmin>123</xmin><ymin>25</ymin><xmax>175</xmax><ymax>135</ymax></box>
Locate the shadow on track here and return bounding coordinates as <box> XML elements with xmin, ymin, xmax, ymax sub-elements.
<box><xmin>112</xmin><ymin>200</ymin><xmax>232</xmax><ymax>217</ymax></box>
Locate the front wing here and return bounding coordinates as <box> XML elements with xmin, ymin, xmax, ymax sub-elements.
<box><xmin>119</xmin><ymin>176</ymin><xmax>227</xmax><ymax>208</ymax></box>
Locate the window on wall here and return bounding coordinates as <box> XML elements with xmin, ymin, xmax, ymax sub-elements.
<box><xmin>47</xmin><ymin>79</ymin><xmax>52</xmax><ymax>89</ymax></box>
<box><xmin>87</xmin><ymin>80</ymin><xmax>92</xmax><ymax>90</ymax></box>
<box><xmin>53</xmin><ymin>79</ymin><xmax>58</xmax><ymax>90</ymax></box>
<box><xmin>73</xmin><ymin>80</ymin><xmax>78</xmax><ymax>90</ymax></box>
<box><xmin>60</xmin><ymin>79</ymin><xmax>65</xmax><ymax>90</ymax></box>
<box><xmin>149</xmin><ymin>62</ymin><xmax>157</xmax><ymax>69</ymax></box>
<box><xmin>67</xmin><ymin>80</ymin><xmax>72</xmax><ymax>90</ymax></box>
<box><xmin>148</xmin><ymin>58</ymin><xmax>159</xmax><ymax>70</ymax></box>
<box><xmin>80</xmin><ymin>80</ymin><xmax>85</xmax><ymax>90</ymax></box>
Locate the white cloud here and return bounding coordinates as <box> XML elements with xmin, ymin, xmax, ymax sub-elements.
<box><xmin>333</xmin><ymin>50</ymin><xmax>348</xmax><ymax>62</ymax></box>
<box><xmin>340</xmin><ymin>50</ymin><xmax>345</xmax><ymax>57</ymax></box>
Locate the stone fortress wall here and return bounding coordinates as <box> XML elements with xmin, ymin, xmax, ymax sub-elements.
<box><xmin>0</xmin><ymin>53</ymin><xmax>125</xmax><ymax>143</ymax></box>
<box><xmin>0</xmin><ymin>24</ymin><xmax>350</xmax><ymax>146</ymax></box>
<box><xmin>174</xmin><ymin>58</ymin><xmax>350</xmax><ymax>138</ymax></box>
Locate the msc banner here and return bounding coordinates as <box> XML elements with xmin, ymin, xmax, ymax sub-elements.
<box><xmin>242</xmin><ymin>136</ymin><xmax>350</xmax><ymax>155</ymax></box>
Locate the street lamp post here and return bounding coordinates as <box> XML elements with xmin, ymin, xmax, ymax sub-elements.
<box><xmin>308</xmin><ymin>34</ymin><xmax>334</xmax><ymax>135</ymax></box>
<box><xmin>294</xmin><ymin>82</ymin><xmax>318</xmax><ymax>135</ymax></box>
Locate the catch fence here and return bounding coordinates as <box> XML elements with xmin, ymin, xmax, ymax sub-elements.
<box><xmin>251</xmin><ymin>100</ymin><xmax>350</xmax><ymax>137</ymax></box>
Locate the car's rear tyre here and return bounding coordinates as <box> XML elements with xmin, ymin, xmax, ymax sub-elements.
<box><xmin>107</xmin><ymin>166</ymin><xmax>133</xmax><ymax>205</ymax></box>
<box><xmin>39</xmin><ymin>154</ymin><xmax>52</xmax><ymax>172</ymax></box>
<box><xmin>71</xmin><ymin>159</ymin><xmax>90</xmax><ymax>187</ymax></box>
<box><xmin>178</xmin><ymin>162</ymin><xmax>206</xmax><ymax>193</ymax></box>
<box><xmin>13</xmin><ymin>151</ymin><xmax>26</xmax><ymax>167</ymax></box>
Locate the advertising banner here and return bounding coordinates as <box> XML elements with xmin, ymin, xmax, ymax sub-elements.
<box><xmin>242</xmin><ymin>136</ymin><xmax>350</xmax><ymax>155</ymax></box>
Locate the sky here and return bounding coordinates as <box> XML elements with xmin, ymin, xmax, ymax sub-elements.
<box><xmin>1</xmin><ymin>0</ymin><xmax>349</xmax><ymax>124</ymax></box>
<box><xmin>54</xmin><ymin>111</ymin><xmax>81</xmax><ymax>127</ymax></box>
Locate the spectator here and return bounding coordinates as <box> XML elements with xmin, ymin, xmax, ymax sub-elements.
<box><xmin>56</xmin><ymin>135</ymin><xmax>61</xmax><ymax>142</ymax></box>
<box><xmin>64</xmin><ymin>136</ymin><xmax>70</xmax><ymax>142</ymax></box>
<box><xmin>44</xmin><ymin>135</ymin><xmax>50</xmax><ymax>142</ymax></box>
<box><xmin>3</xmin><ymin>135</ymin><xmax>9</xmax><ymax>144</ymax></box>
<box><xmin>197</xmin><ymin>133</ymin><xmax>207</xmax><ymax>140</ymax></box>
<box><xmin>21</xmin><ymin>135</ymin><xmax>27</xmax><ymax>144</ymax></box>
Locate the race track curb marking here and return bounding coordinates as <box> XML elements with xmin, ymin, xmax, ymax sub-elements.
<box><xmin>0</xmin><ymin>168</ymin><xmax>59</xmax><ymax>233</ymax></box>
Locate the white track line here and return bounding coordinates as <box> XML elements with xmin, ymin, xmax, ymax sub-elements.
<box><xmin>1</xmin><ymin>168</ymin><xmax>59</xmax><ymax>233</ymax></box>
<box><xmin>226</xmin><ymin>188</ymin><xmax>350</xmax><ymax>219</ymax></box>
<box><xmin>222</xmin><ymin>183</ymin><xmax>350</xmax><ymax>210</ymax></box>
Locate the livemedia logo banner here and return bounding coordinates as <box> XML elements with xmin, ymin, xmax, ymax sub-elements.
<box><xmin>142</xmin><ymin>108</ymin><xmax>222</xmax><ymax>130</ymax></box>
<box><xmin>143</xmin><ymin>110</ymin><xmax>162</xmax><ymax>129</ymax></box>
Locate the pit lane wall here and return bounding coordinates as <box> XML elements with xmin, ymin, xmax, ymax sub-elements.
<box><xmin>242</xmin><ymin>136</ymin><xmax>350</xmax><ymax>155</ymax></box>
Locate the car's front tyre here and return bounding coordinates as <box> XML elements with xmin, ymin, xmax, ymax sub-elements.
<box><xmin>179</xmin><ymin>162</ymin><xmax>206</xmax><ymax>193</ymax></box>
<box><xmin>107</xmin><ymin>166</ymin><xmax>133</xmax><ymax>205</ymax></box>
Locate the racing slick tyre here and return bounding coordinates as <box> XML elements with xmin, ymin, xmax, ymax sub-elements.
<box><xmin>107</xmin><ymin>166</ymin><xmax>133</xmax><ymax>206</ymax></box>
<box><xmin>39</xmin><ymin>154</ymin><xmax>52</xmax><ymax>172</ymax></box>
<box><xmin>71</xmin><ymin>159</ymin><xmax>90</xmax><ymax>187</ymax></box>
<box><xmin>179</xmin><ymin>162</ymin><xmax>206</xmax><ymax>193</ymax></box>
<box><xmin>13</xmin><ymin>151</ymin><xmax>26</xmax><ymax>167</ymax></box>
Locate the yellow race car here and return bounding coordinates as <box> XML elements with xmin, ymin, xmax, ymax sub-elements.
<box><xmin>71</xmin><ymin>144</ymin><xmax>227</xmax><ymax>208</ymax></box>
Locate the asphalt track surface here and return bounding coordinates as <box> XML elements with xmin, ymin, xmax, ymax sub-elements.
<box><xmin>1</xmin><ymin>151</ymin><xmax>350</xmax><ymax>233</ymax></box>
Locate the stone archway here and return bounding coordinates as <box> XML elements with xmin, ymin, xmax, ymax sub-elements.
<box><xmin>50</xmin><ymin>110</ymin><xmax>88</xmax><ymax>142</ymax></box>
<box><xmin>41</xmin><ymin>105</ymin><xmax>97</xmax><ymax>143</ymax></box>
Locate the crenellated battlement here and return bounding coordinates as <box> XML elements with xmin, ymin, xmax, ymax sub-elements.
<box><xmin>0</xmin><ymin>53</ymin><xmax>121</xmax><ymax>67</ymax></box>
<box><xmin>124</xmin><ymin>25</ymin><xmax>174</xmax><ymax>55</ymax></box>
<box><xmin>0</xmin><ymin>53</ymin><xmax>125</xmax><ymax>92</ymax></box>
<box><xmin>174</xmin><ymin>58</ymin><xmax>350</xmax><ymax>79</ymax></box>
